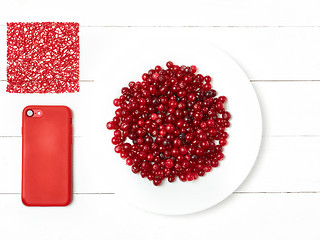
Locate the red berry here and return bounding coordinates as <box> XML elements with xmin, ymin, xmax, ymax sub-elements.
<box><xmin>153</xmin><ymin>179</ymin><xmax>162</xmax><ymax>186</ymax></box>
<box><xmin>186</xmin><ymin>173</ymin><xmax>194</xmax><ymax>181</ymax></box>
<box><xmin>219</xmin><ymin>96</ymin><xmax>227</xmax><ymax>103</ymax></box>
<box><xmin>151</xmin><ymin>113</ymin><xmax>157</xmax><ymax>120</ymax></box>
<box><xmin>113</xmin><ymin>98</ymin><xmax>120</xmax><ymax>107</ymax></box>
<box><xmin>106</xmin><ymin>61</ymin><xmax>231</xmax><ymax>186</ymax></box>
<box><xmin>142</xmin><ymin>73</ymin><xmax>148</xmax><ymax>81</ymax></box>
<box><xmin>165</xmin><ymin>159</ymin><xmax>174</xmax><ymax>168</ymax></box>
<box><xmin>131</xmin><ymin>165</ymin><xmax>140</xmax><ymax>173</ymax></box>
<box><xmin>106</xmin><ymin>121</ymin><xmax>116</xmax><ymax>130</ymax></box>
<box><xmin>152</xmin><ymin>73</ymin><xmax>160</xmax><ymax>80</ymax></box>
<box><xmin>168</xmin><ymin>175</ymin><xmax>175</xmax><ymax>182</ymax></box>
<box><xmin>190</xmin><ymin>65</ymin><xmax>197</xmax><ymax>73</ymax></box>
<box><xmin>219</xmin><ymin>139</ymin><xmax>227</xmax><ymax>146</ymax></box>
<box><xmin>166</xmin><ymin>61</ymin><xmax>173</xmax><ymax>68</ymax></box>
<box><xmin>204</xmin><ymin>76</ymin><xmax>211</xmax><ymax>82</ymax></box>
<box><xmin>126</xmin><ymin>158</ymin><xmax>133</xmax><ymax>166</ymax></box>
<box><xmin>179</xmin><ymin>174</ymin><xmax>187</xmax><ymax>182</ymax></box>
<box><xmin>165</xmin><ymin>123</ymin><xmax>175</xmax><ymax>133</ymax></box>
<box><xmin>147</xmin><ymin>154</ymin><xmax>154</xmax><ymax>161</ymax></box>
<box><xmin>155</xmin><ymin>65</ymin><xmax>162</xmax><ymax>72</ymax></box>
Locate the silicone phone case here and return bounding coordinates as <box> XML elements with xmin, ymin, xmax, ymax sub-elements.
<box><xmin>22</xmin><ymin>105</ymin><xmax>72</xmax><ymax>206</ymax></box>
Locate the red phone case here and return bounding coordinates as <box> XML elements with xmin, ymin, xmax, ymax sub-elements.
<box><xmin>22</xmin><ymin>105</ymin><xmax>73</xmax><ymax>206</ymax></box>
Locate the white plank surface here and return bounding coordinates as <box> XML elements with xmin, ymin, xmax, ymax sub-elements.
<box><xmin>1</xmin><ymin>136</ymin><xmax>320</xmax><ymax>193</ymax></box>
<box><xmin>0</xmin><ymin>193</ymin><xmax>319</xmax><ymax>240</ymax></box>
<box><xmin>0</xmin><ymin>0</ymin><xmax>320</xmax><ymax>239</ymax></box>
<box><xmin>80</xmin><ymin>27</ymin><xmax>320</xmax><ymax>81</ymax></box>
<box><xmin>0</xmin><ymin>137</ymin><xmax>116</xmax><ymax>193</ymax></box>
<box><xmin>0</xmin><ymin>82</ymin><xmax>95</xmax><ymax>137</ymax></box>
<box><xmin>237</xmin><ymin>136</ymin><xmax>320</xmax><ymax>192</ymax></box>
<box><xmin>0</xmin><ymin>0</ymin><xmax>320</xmax><ymax>26</ymax></box>
<box><xmin>1</xmin><ymin>27</ymin><xmax>320</xmax><ymax>81</ymax></box>
<box><xmin>1</xmin><ymin>81</ymin><xmax>320</xmax><ymax>136</ymax></box>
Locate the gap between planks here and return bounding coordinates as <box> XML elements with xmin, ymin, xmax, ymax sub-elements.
<box><xmin>1</xmin><ymin>80</ymin><xmax>320</xmax><ymax>82</ymax></box>
<box><xmin>0</xmin><ymin>136</ymin><xmax>83</xmax><ymax>138</ymax></box>
<box><xmin>0</xmin><ymin>192</ymin><xmax>319</xmax><ymax>195</ymax></box>
<box><xmin>0</xmin><ymin>80</ymin><xmax>94</xmax><ymax>82</ymax></box>
<box><xmin>1</xmin><ymin>25</ymin><xmax>320</xmax><ymax>28</ymax></box>
<box><xmin>1</xmin><ymin>135</ymin><xmax>320</xmax><ymax>138</ymax></box>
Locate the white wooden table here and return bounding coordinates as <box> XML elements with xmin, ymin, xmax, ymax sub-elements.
<box><xmin>0</xmin><ymin>0</ymin><xmax>320</xmax><ymax>239</ymax></box>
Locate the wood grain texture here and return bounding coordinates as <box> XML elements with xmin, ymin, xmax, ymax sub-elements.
<box><xmin>0</xmin><ymin>193</ymin><xmax>319</xmax><ymax>239</ymax></box>
<box><xmin>1</xmin><ymin>27</ymin><xmax>320</xmax><ymax>81</ymax></box>
<box><xmin>1</xmin><ymin>135</ymin><xmax>320</xmax><ymax>193</ymax></box>
<box><xmin>0</xmin><ymin>1</ymin><xmax>319</xmax><ymax>237</ymax></box>
<box><xmin>1</xmin><ymin>81</ymin><xmax>319</xmax><ymax>136</ymax></box>
<box><xmin>81</xmin><ymin>27</ymin><xmax>320</xmax><ymax>81</ymax></box>
<box><xmin>0</xmin><ymin>0</ymin><xmax>320</xmax><ymax>26</ymax></box>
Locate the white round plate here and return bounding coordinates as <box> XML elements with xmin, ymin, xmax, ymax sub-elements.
<box><xmin>111</xmin><ymin>37</ymin><xmax>262</xmax><ymax>215</ymax></box>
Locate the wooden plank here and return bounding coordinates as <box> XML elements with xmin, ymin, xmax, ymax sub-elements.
<box><xmin>0</xmin><ymin>81</ymin><xmax>95</xmax><ymax>137</ymax></box>
<box><xmin>1</xmin><ymin>27</ymin><xmax>320</xmax><ymax>81</ymax></box>
<box><xmin>1</xmin><ymin>81</ymin><xmax>320</xmax><ymax>136</ymax></box>
<box><xmin>0</xmin><ymin>0</ymin><xmax>320</xmax><ymax>27</ymax></box>
<box><xmin>83</xmin><ymin>80</ymin><xmax>320</xmax><ymax>138</ymax></box>
<box><xmin>1</xmin><ymin>136</ymin><xmax>320</xmax><ymax>193</ymax></box>
<box><xmin>252</xmin><ymin>82</ymin><xmax>320</xmax><ymax>136</ymax></box>
<box><xmin>89</xmin><ymin>27</ymin><xmax>320</xmax><ymax>81</ymax></box>
<box><xmin>0</xmin><ymin>193</ymin><xmax>319</xmax><ymax>239</ymax></box>
<box><xmin>0</xmin><ymin>137</ymin><xmax>116</xmax><ymax>193</ymax></box>
<box><xmin>237</xmin><ymin>136</ymin><xmax>320</xmax><ymax>192</ymax></box>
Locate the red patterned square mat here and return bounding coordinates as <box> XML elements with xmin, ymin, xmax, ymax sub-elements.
<box><xmin>7</xmin><ymin>22</ymin><xmax>80</xmax><ymax>93</ymax></box>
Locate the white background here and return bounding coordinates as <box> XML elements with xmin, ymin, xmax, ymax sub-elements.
<box><xmin>0</xmin><ymin>0</ymin><xmax>320</xmax><ymax>239</ymax></box>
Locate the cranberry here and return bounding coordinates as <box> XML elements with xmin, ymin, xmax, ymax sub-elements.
<box><xmin>106</xmin><ymin>121</ymin><xmax>116</xmax><ymax>130</ymax></box>
<box><xmin>113</xmin><ymin>98</ymin><xmax>120</xmax><ymax>107</ymax></box>
<box><xmin>165</xmin><ymin>158</ymin><xmax>174</xmax><ymax>168</ymax></box>
<box><xmin>165</xmin><ymin>123</ymin><xmax>175</xmax><ymax>133</ymax></box>
<box><xmin>219</xmin><ymin>139</ymin><xmax>227</xmax><ymax>146</ymax></box>
<box><xmin>106</xmin><ymin>61</ymin><xmax>230</xmax><ymax>186</ymax></box>
<box><xmin>126</xmin><ymin>158</ymin><xmax>133</xmax><ymax>166</ymax></box>
<box><xmin>168</xmin><ymin>175</ymin><xmax>176</xmax><ymax>182</ymax></box>
<box><xmin>216</xmin><ymin>153</ymin><xmax>224</xmax><ymax>160</ymax></box>
<box><xmin>198</xmin><ymin>169</ymin><xmax>205</xmax><ymax>176</ymax></box>
<box><xmin>190</xmin><ymin>65</ymin><xmax>197</xmax><ymax>73</ymax></box>
<box><xmin>212</xmin><ymin>161</ymin><xmax>219</xmax><ymax>168</ymax></box>
<box><xmin>131</xmin><ymin>165</ymin><xmax>140</xmax><ymax>174</ymax></box>
<box><xmin>153</xmin><ymin>179</ymin><xmax>162</xmax><ymax>186</ymax></box>
<box><xmin>151</xmin><ymin>113</ymin><xmax>157</xmax><ymax>120</ymax></box>
<box><xmin>114</xmin><ymin>145</ymin><xmax>122</xmax><ymax>153</ymax></box>
<box><xmin>219</xmin><ymin>96</ymin><xmax>227</xmax><ymax>103</ymax></box>
<box><xmin>186</xmin><ymin>173</ymin><xmax>194</xmax><ymax>181</ymax></box>
<box><xmin>166</xmin><ymin>61</ymin><xmax>173</xmax><ymax>69</ymax></box>
<box><xmin>147</xmin><ymin>154</ymin><xmax>154</xmax><ymax>161</ymax></box>
<box><xmin>179</xmin><ymin>174</ymin><xmax>187</xmax><ymax>182</ymax></box>
<box><xmin>222</xmin><ymin>111</ymin><xmax>231</xmax><ymax>120</ymax></box>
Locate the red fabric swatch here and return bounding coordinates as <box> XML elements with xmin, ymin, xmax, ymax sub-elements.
<box><xmin>7</xmin><ymin>22</ymin><xmax>80</xmax><ymax>93</ymax></box>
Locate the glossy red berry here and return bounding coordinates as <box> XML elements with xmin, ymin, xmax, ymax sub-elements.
<box><xmin>113</xmin><ymin>98</ymin><xmax>120</xmax><ymax>107</ymax></box>
<box><xmin>166</xmin><ymin>61</ymin><xmax>173</xmax><ymax>68</ymax></box>
<box><xmin>165</xmin><ymin>159</ymin><xmax>174</xmax><ymax>168</ymax></box>
<box><xmin>106</xmin><ymin>61</ymin><xmax>230</xmax><ymax>186</ymax></box>
<box><xmin>186</xmin><ymin>173</ymin><xmax>194</xmax><ymax>181</ymax></box>
<box><xmin>165</xmin><ymin>123</ymin><xmax>175</xmax><ymax>133</ymax></box>
<box><xmin>168</xmin><ymin>175</ymin><xmax>175</xmax><ymax>182</ymax></box>
<box><xmin>151</xmin><ymin>113</ymin><xmax>157</xmax><ymax>120</ymax></box>
<box><xmin>106</xmin><ymin>121</ymin><xmax>116</xmax><ymax>130</ymax></box>
<box><xmin>219</xmin><ymin>139</ymin><xmax>227</xmax><ymax>146</ymax></box>
<box><xmin>153</xmin><ymin>179</ymin><xmax>162</xmax><ymax>186</ymax></box>
<box><xmin>147</xmin><ymin>154</ymin><xmax>154</xmax><ymax>161</ymax></box>
<box><xmin>126</xmin><ymin>158</ymin><xmax>133</xmax><ymax>166</ymax></box>
<box><xmin>190</xmin><ymin>65</ymin><xmax>197</xmax><ymax>73</ymax></box>
<box><xmin>219</xmin><ymin>96</ymin><xmax>227</xmax><ymax>103</ymax></box>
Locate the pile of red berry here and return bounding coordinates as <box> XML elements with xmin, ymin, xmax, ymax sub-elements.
<box><xmin>106</xmin><ymin>61</ymin><xmax>230</xmax><ymax>186</ymax></box>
